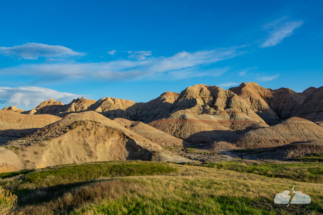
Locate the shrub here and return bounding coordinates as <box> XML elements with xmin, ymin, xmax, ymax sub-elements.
<box><xmin>0</xmin><ymin>186</ymin><xmax>17</xmax><ymax>215</ymax></box>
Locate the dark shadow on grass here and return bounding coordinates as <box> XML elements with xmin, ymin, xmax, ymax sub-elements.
<box><xmin>14</xmin><ymin>178</ymin><xmax>116</xmax><ymax>207</ymax></box>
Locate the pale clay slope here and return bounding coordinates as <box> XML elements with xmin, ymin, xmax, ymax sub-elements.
<box><xmin>113</xmin><ymin>118</ymin><xmax>188</xmax><ymax>147</ymax></box>
<box><xmin>2</xmin><ymin>106</ymin><xmax>24</xmax><ymax>113</ymax></box>
<box><xmin>0</xmin><ymin>110</ymin><xmax>61</xmax><ymax>134</ymax></box>
<box><xmin>0</xmin><ymin>111</ymin><xmax>190</xmax><ymax>173</ymax></box>
<box><xmin>233</xmin><ymin>117</ymin><xmax>323</xmax><ymax>149</ymax></box>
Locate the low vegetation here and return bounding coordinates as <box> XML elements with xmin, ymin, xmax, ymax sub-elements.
<box><xmin>233</xmin><ymin>149</ymin><xmax>270</xmax><ymax>154</ymax></box>
<box><xmin>205</xmin><ymin>161</ymin><xmax>323</xmax><ymax>183</ymax></box>
<box><xmin>294</xmin><ymin>154</ymin><xmax>323</xmax><ymax>162</ymax></box>
<box><xmin>0</xmin><ymin>161</ymin><xmax>322</xmax><ymax>214</ymax></box>
<box><xmin>0</xmin><ymin>186</ymin><xmax>17</xmax><ymax>215</ymax></box>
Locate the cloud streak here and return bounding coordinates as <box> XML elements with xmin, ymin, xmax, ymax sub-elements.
<box><xmin>219</xmin><ymin>82</ymin><xmax>238</xmax><ymax>87</ymax></box>
<box><xmin>128</xmin><ymin>51</ymin><xmax>152</xmax><ymax>60</ymax></box>
<box><xmin>0</xmin><ymin>43</ymin><xmax>84</xmax><ymax>59</ymax></box>
<box><xmin>107</xmin><ymin>50</ymin><xmax>116</xmax><ymax>55</ymax></box>
<box><xmin>0</xmin><ymin>47</ymin><xmax>241</xmax><ymax>82</ymax></box>
<box><xmin>261</xmin><ymin>19</ymin><xmax>303</xmax><ymax>48</ymax></box>
<box><xmin>0</xmin><ymin>86</ymin><xmax>82</xmax><ymax>109</ymax></box>
<box><xmin>257</xmin><ymin>74</ymin><xmax>279</xmax><ymax>81</ymax></box>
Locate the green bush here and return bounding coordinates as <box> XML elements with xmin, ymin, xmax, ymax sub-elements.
<box><xmin>0</xmin><ymin>186</ymin><xmax>17</xmax><ymax>215</ymax></box>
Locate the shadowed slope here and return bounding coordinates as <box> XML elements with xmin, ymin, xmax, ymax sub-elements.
<box><xmin>230</xmin><ymin>82</ymin><xmax>306</xmax><ymax>124</ymax></box>
<box><xmin>293</xmin><ymin>86</ymin><xmax>323</xmax><ymax>124</ymax></box>
<box><xmin>0</xmin><ymin>112</ymin><xmax>190</xmax><ymax>173</ymax></box>
<box><xmin>113</xmin><ymin>118</ymin><xmax>188</xmax><ymax>147</ymax></box>
<box><xmin>149</xmin><ymin>85</ymin><xmax>268</xmax><ymax>143</ymax></box>
<box><xmin>233</xmin><ymin>117</ymin><xmax>323</xmax><ymax>148</ymax></box>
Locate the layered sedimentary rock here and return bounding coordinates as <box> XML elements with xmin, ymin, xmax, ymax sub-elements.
<box><xmin>268</xmin><ymin>88</ymin><xmax>305</xmax><ymax>120</ymax></box>
<box><xmin>241</xmin><ymin>140</ymin><xmax>323</xmax><ymax>160</ymax></box>
<box><xmin>149</xmin><ymin>115</ymin><xmax>239</xmax><ymax>144</ymax></box>
<box><xmin>0</xmin><ymin>110</ymin><xmax>61</xmax><ymax>131</ymax></box>
<box><xmin>230</xmin><ymin>82</ymin><xmax>280</xmax><ymax>125</ymax></box>
<box><xmin>293</xmin><ymin>87</ymin><xmax>323</xmax><ymax>124</ymax></box>
<box><xmin>113</xmin><ymin>118</ymin><xmax>187</xmax><ymax>147</ymax></box>
<box><xmin>88</xmin><ymin>97</ymin><xmax>136</xmax><ymax>119</ymax></box>
<box><xmin>28</xmin><ymin>97</ymin><xmax>96</xmax><ymax>116</ymax></box>
<box><xmin>0</xmin><ymin>110</ymin><xmax>61</xmax><ymax>144</ymax></box>
<box><xmin>230</xmin><ymin>82</ymin><xmax>306</xmax><ymax>124</ymax></box>
<box><xmin>233</xmin><ymin>117</ymin><xmax>323</xmax><ymax>148</ymax></box>
<box><xmin>148</xmin><ymin>85</ymin><xmax>268</xmax><ymax>143</ymax></box>
<box><xmin>2</xmin><ymin>106</ymin><xmax>24</xmax><ymax>113</ymax></box>
<box><xmin>0</xmin><ymin>111</ymin><xmax>189</xmax><ymax>172</ymax></box>
<box><xmin>130</xmin><ymin>92</ymin><xmax>180</xmax><ymax>122</ymax></box>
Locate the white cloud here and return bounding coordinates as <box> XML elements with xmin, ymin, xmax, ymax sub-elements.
<box><xmin>239</xmin><ymin>71</ymin><xmax>247</xmax><ymax>76</ymax></box>
<box><xmin>219</xmin><ymin>82</ymin><xmax>239</xmax><ymax>87</ymax></box>
<box><xmin>0</xmin><ymin>87</ymin><xmax>82</xmax><ymax>109</ymax></box>
<box><xmin>0</xmin><ymin>43</ymin><xmax>84</xmax><ymax>59</ymax></box>
<box><xmin>261</xmin><ymin>19</ymin><xmax>303</xmax><ymax>48</ymax></box>
<box><xmin>107</xmin><ymin>50</ymin><xmax>116</xmax><ymax>55</ymax></box>
<box><xmin>128</xmin><ymin>51</ymin><xmax>152</xmax><ymax>60</ymax></box>
<box><xmin>0</xmin><ymin>47</ymin><xmax>240</xmax><ymax>82</ymax></box>
<box><xmin>257</xmin><ymin>74</ymin><xmax>280</xmax><ymax>81</ymax></box>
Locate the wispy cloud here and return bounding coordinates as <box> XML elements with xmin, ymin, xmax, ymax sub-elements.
<box><xmin>0</xmin><ymin>86</ymin><xmax>82</xmax><ymax>109</ymax></box>
<box><xmin>257</xmin><ymin>74</ymin><xmax>279</xmax><ymax>81</ymax></box>
<box><xmin>237</xmin><ymin>67</ymin><xmax>258</xmax><ymax>76</ymax></box>
<box><xmin>239</xmin><ymin>71</ymin><xmax>247</xmax><ymax>76</ymax></box>
<box><xmin>0</xmin><ymin>47</ymin><xmax>241</xmax><ymax>82</ymax></box>
<box><xmin>128</xmin><ymin>51</ymin><xmax>152</xmax><ymax>60</ymax></box>
<box><xmin>0</xmin><ymin>43</ymin><xmax>84</xmax><ymax>59</ymax></box>
<box><xmin>107</xmin><ymin>50</ymin><xmax>116</xmax><ymax>55</ymax></box>
<box><xmin>219</xmin><ymin>82</ymin><xmax>238</xmax><ymax>87</ymax></box>
<box><xmin>261</xmin><ymin>18</ymin><xmax>303</xmax><ymax>48</ymax></box>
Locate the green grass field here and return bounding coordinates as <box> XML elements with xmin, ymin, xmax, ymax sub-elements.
<box><xmin>204</xmin><ymin>161</ymin><xmax>323</xmax><ymax>183</ymax></box>
<box><xmin>0</xmin><ymin>161</ymin><xmax>322</xmax><ymax>214</ymax></box>
<box><xmin>294</xmin><ymin>154</ymin><xmax>323</xmax><ymax>162</ymax></box>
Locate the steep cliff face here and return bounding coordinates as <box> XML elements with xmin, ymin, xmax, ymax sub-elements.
<box><xmin>230</xmin><ymin>82</ymin><xmax>279</xmax><ymax>125</ymax></box>
<box><xmin>230</xmin><ymin>82</ymin><xmax>307</xmax><ymax>124</ymax></box>
<box><xmin>292</xmin><ymin>87</ymin><xmax>323</xmax><ymax>124</ymax></box>
<box><xmin>130</xmin><ymin>91</ymin><xmax>180</xmax><ymax>122</ymax></box>
<box><xmin>267</xmin><ymin>88</ymin><xmax>305</xmax><ymax>120</ymax></box>
<box><xmin>147</xmin><ymin>85</ymin><xmax>268</xmax><ymax>143</ymax></box>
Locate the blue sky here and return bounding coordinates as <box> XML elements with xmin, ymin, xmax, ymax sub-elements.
<box><xmin>0</xmin><ymin>0</ymin><xmax>322</xmax><ymax>110</ymax></box>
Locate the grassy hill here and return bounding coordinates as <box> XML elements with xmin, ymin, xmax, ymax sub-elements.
<box><xmin>0</xmin><ymin>161</ymin><xmax>322</xmax><ymax>214</ymax></box>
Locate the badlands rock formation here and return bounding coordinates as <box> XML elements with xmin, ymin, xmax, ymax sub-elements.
<box><xmin>113</xmin><ymin>118</ymin><xmax>188</xmax><ymax>147</ymax></box>
<box><xmin>240</xmin><ymin>140</ymin><xmax>323</xmax><ymax>160</ymax></box>
<box><xmin>88</xmin><ymin>97</ymin><xmax>136</xmax><ymax>119</ymax></box>
<box><xmin>230</xmin><ymin>82</ymin><xmax>306</xmax><ymax>124</ymax></box>
<box><xmin>0</xmin><ymin>111</ymin><xmax>189</xmax><ymax>172</ymax></box>
<box><xmin>130</xmin><ymin>91</ymin><xmax>180</xmax><ymax>122</ymax></box>
<box><xmin>28</xmin><ymin>97</ymin><xmax>96</xmax><ymax>116</ymax></box>
<box><xmin>2</xmin><ymin>106</ymin><xmax>24</xmax><ymax>112</ymax></box>
<box><xmin>0</xmin><ymin>110</ymin><xmax>61</xmax><ymax>144</ymax></box>
<box><xmin>233</xmin><ymin>117</ymin><xmax>323</xmax><ymax>148</ymax></box>
<box><xmin>293</xmin><ymin>86</ymin><xmax>323</xmax><ymax>124</ymax></box>
<box><xmin>148</xmin><ymin>85</ymin><xmax>268</xmax><ymax>143</ymax></box>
